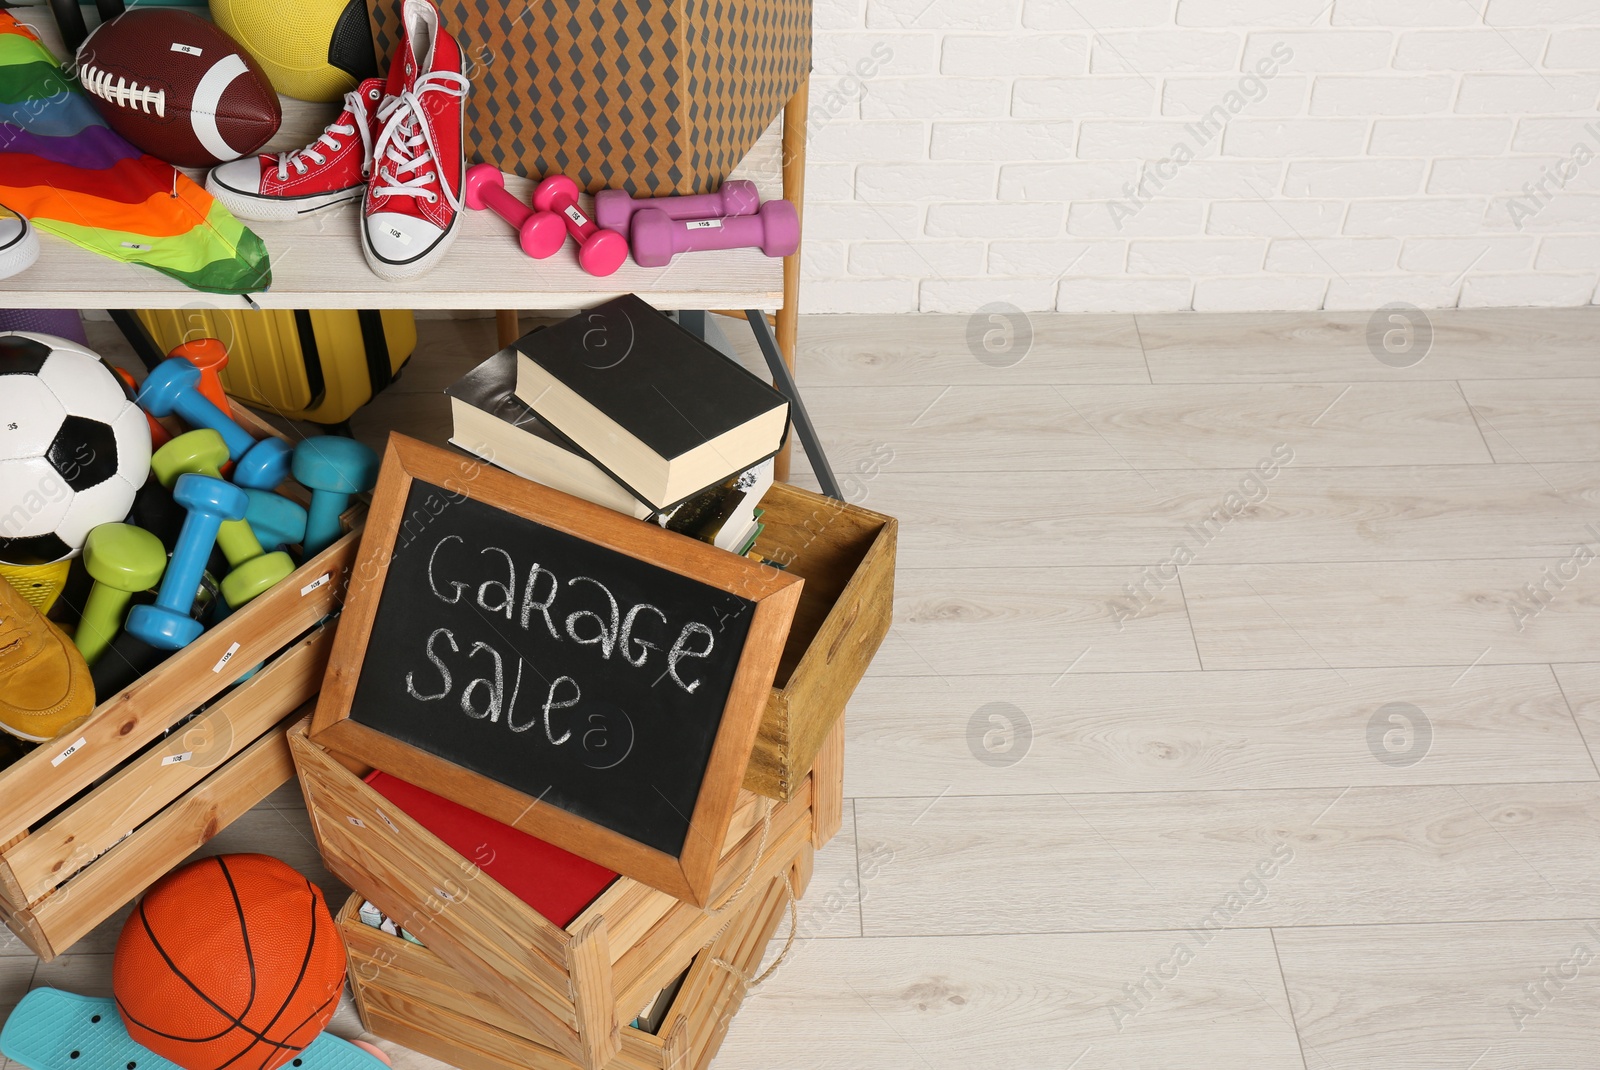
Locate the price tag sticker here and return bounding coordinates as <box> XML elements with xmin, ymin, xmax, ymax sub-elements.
<box><xmin>377</xmin><ymin>809</ymin><xmax>399</xmax><ymax>833</ymax></box>
<box><xmin>347</xmin><ymin>816</ymin><xmax>367</xmax><ymax>829</ymax></box>
<box><xmin>162</xmin><ymin>752</ymin><xmax>194</xmax><ymax>766</ymax></box>
<box><xmin>684</xmin><ymin>218</ymin><xmax>723</xmax><ymax>230</ymax></box>
<box><xmin>564</xmin><ymin>204</ymin><xmax>587</xmax><ymax>227</ymax></box>
<box><xmin>51</xmin><ymin>737</ymin><xmax>87</xmax><ymax>767</ymax></box>
<box><xmin>301</xmin><ymin>573</ymin><xmax>331</xmax><ymax>596</ymax></box>
<box><xmin>212</xmin><ymin>642</ymin><xmax>240</xmax><ymax>673</ymax></box>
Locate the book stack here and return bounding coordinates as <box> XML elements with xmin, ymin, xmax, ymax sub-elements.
<box><xmin>448</xmin><ymin>295</ymin><xmax>788</xmax><ymax>553</ymax></box>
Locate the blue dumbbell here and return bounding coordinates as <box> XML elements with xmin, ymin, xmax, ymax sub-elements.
<box><xmin>135</xmin><ymin>359</ymin><xmax>256</xmax><ymax>460</ymax></box>
<box><xmin>232</xmin><ymin>436</ymin><xmax>294</xmax><ymax>490</ymax></box>
<box><xmin>126</xmin><ymin>474</ymin><xmax>248</xmax><ymax>651</ymax></box>
<box><xmin>243</xmin><ymin>489</ymin><xmax>308</xmax><ymax>555</ymax></box>
<box><xmin>293</xmin><ymin>437</ymin><xmax>379</xmax><ymax>557</ymax></box>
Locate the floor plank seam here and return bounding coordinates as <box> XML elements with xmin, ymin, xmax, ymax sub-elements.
<box><xmin>1548</xmin><ymin>667</ymin><xmax>1600</xmax><ymax>780</ymax></box>
<box><xmin>843</xmin><ymin>779</ymin><xmax>1600</xmax><ymax>802</ymax></box>
<box><xmin>851</xmin><ymin>799</ymin><xmax>865</xmax><ymax>939</ymax></box>
<box><xmin>1130</xmin><ymin>315</ymin><xmax>1156</xmax><ymax>386</ymax></box>
<box><xmin>1173</xmin><ymin>572</ymin><xmax>1205</xmax><ymax>671</ymax></box>
<box><xmin>1268</xmin><ymin>929</ymin><xmax>1313</xmax><ymax>1070</ymax></box>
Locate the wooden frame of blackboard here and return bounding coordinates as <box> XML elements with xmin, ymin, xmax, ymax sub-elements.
<box><xmin>308</xmin><ymin>433</ymin><xmax>803</xmax><ymax>907</ymax></box>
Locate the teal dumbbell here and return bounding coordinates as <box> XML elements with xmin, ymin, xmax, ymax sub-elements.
<box><xmin>293</xmin><ymin>437</ymin><xmax>379</xmax><ymax>557</ymax></box>
<box><xmin>243</xmin><ymin>489</ymin><xmax>308</xmax><ymax>555</ymax></box>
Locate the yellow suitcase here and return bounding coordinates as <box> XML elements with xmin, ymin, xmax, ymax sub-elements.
<box><xmin>135</xmin><ymin>308</ymin><xmax>417</xmax><ymax>426</ymax></box>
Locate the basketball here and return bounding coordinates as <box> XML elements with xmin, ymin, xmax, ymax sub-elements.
<box><xmin>113</xmin><ymin>854</ymin><xmax>348</xmax><ymax>1070</ymax></box>
<box><xmin>209</xmin><ymin>0</ymin><xmax>377</xmax><ymax>103</ymax></box>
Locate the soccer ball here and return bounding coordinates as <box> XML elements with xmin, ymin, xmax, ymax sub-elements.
<box><xmin>0</xmin><ymin>332</ymin><xmax>152</xmax><ymax>564</ymax></box>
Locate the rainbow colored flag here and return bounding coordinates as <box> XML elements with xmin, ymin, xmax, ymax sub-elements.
<box><xmin>0</xmin><ymin>12</ymin><xmax>270</xmax><ymax>294</ymax></box>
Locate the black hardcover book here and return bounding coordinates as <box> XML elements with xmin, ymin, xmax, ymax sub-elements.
<box><xmin>445</xmin><ymin>347</ymin><xmax>656</xmax><ymax>520</ymax></box>
<box><xmin>512</xmin><ymin>295</ymin><xmax>790</xmax><ymax>510</ymax></box>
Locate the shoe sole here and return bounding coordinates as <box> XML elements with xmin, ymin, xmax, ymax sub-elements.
<box><xmin>0</xmin><ymin>219</ymin><xmax>41</xmax><ymax>281</ymax></box>
<box><xmin>360</xmin><ymin>87</ymin><xmax>467</xmax><ymax>282</ymax></box>
<box><xmin>0</xmin><ymin>713</ymin><xmax>89</xmax><ymax>744</ymax></box>
<box><xmin>205</xmin><ymin>175</ymin><xmax>366</xmax><ymax>222</ymax></box>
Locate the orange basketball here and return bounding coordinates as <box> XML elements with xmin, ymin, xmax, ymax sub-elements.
<box><xmin>113</xmin><ymin>854</ymin><xmax>347</xmax><ymax>1070</ymax></box>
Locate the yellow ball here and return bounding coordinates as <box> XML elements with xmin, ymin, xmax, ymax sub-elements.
<box><xmin>209</xmin><ymin>0</ymin><xmax>375</xmax><ymax>103</ymax></box>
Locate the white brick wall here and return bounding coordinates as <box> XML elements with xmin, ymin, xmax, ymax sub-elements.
<box><xmin>798</xmin><ymin>2</ymin><xmax>1600</xmax><ymax>312</ymax></box>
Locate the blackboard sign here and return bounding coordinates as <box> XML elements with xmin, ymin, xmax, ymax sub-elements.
<box><xmin>311</xmin><ymin>435</ymin><xmax>802</xmax><ymax>905</ymax></box>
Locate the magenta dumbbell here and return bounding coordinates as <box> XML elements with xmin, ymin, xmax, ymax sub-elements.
<box><xmin>465</xmin><ymin>165</ymin><xmax>566</xmax><ymax>259</ymax></box>
<box><xmin>629</xmin><ymin>200</ymin><xmax>801</xmax><ymax>269</ymax></box>
<box><xmin>531</xmin><ymin>175</ymin><xmax>628</xmax><ymax>277</ymax></box>
<box><xmin>594</xmin><ymin>180</ymin><xmax>760</xmax><ymax>235</ymax></box>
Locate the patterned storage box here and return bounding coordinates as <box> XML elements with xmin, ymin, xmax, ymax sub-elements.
<box><xmin>364</xmin><ymin>0</ymin><xmax>812</xmax><ymax>194</ymax></box>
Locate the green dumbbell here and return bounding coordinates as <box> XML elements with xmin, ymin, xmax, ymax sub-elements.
<box><xmin>151</xmin><ymin>429</ymin><xmax>295</xmax><ymax>609</ymax></box>
<box><xmin>73</xmin><ymin>523</ymin><xmax>167</xmax><ymax>667</ymax></box>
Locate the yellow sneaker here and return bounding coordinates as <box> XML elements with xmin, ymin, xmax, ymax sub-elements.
<box><xmin>0</xmin><ymin>575</ymin><xmax>94</xmax><ymax>742</ymax></box>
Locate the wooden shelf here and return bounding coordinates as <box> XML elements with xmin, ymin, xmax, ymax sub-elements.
<box><xmin>2</xmin><ymin>13</ymin><xmax>786</xmax><ymax>312</ymax></box>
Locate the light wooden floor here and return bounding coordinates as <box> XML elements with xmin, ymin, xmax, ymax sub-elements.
<box><xmin>7</xmin><ymin>307</ymin><xmax>1600</xmax><ymax>1070</ymax></box>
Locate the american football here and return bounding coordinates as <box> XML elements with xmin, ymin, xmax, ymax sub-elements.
<box><xmin>76</xmin><ymin>9</ymin><xmax>282</xmax><ymax>169</ymax></box>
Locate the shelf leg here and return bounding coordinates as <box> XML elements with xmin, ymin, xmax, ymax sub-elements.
<box><xmin>775</xmin><ymin>80</ymin><xmax>808</xmax><ymax>484</ymax></box>
<box><xmin>496</xmin><ymin>310</ymin><xmax>520</xmax><ymax>349</ymax></box>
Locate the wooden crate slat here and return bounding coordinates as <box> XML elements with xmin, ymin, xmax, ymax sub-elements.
<box><xmin>566</xmin><ymin>921</ymin><xmax>622</xmax><ymax>1069</ymax></box>
<box><xmin>291</xmin><ymin>731</ymin><xmax>586</xmax><ymax>1059</ymax></box>
<box><xmin>357</xmin><ymin>989</ymin><xmax>594</xmax><ymax>1070</ymax></box>
<box><xmin>342</xmin><ymin>864</ymin><xmax>793</xmax><ymax>1070</ymax></box>
<box><xmin>309</xmin><ymin>813</ymin><xmax>586</xmax><ymax>1050</ymax></box>
<box><xmin>0</xmin><ymin>534</ymin><xmax>354</xmax><ymax>847</ymax></box>
<box><xmin>611</xmin><ymin>804</ymin><xmax>812</xmax><ymax>1015</ymax></box>
<box><xmin>811</xmin><ymin>716</ymin><xmax>846</xmax><ymax>850</ymax></box>
<box><xmin>7</xmin><ymin>626</ymin><xmax>334</xmax><ymax>906</ymax></box>
<box><xmin>27</xmin><ymin>713</ymin><xmax>300</xmax><ymax>953</ymax></box>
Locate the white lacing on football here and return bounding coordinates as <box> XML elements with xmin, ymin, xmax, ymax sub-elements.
<box><xmin>79</xmin><ymin>64</ymin><xmax>166</xmax><ymax>117</ymax></box>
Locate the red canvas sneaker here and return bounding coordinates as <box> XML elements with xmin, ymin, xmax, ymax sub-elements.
<box><xmin>362</xmin><ymin>0</ymin><xmax>469</xmax><ymax>281</ymax></box>
<box><xmin>206</xmin><ymin>79</ymin><xmax>385</xmax><ymax>222</ymax></box>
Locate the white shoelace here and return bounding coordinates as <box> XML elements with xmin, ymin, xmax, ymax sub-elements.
<box><xmin>371</xmin><ymin>71</ymin><xmax>470</xmax><ymax>210</ymax></box>
<box><xmin>275</xmin><ymin>86</ymin><xmax>378</xmax><ymax>181</ymax></box>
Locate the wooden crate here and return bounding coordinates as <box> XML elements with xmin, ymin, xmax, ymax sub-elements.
<box><xmin>745</xmin><ymin>484</ymin><xmax>896</xmax><ymax>802</ymax></box>
<box><xmin>289</xmin><ymin>723</ymin><xmax>817</xmax><ymax>1070</ymax></box>
<box><xmin>340</xmin><ymin>851</ymin><xmax>802</xmax><ymax>1070</ymax></box>
<box><xmin>0</xmin><ymin>407</ymin><xmax>362</xmax><ymax>961</ymax></box>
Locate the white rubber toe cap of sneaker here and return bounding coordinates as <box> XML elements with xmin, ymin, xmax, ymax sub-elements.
<box><xmin>208</xmin><ymin>158</ymin><xmax>263</xmax><ymax>195</ymax></box>
<box><xmin>366</xmin><ymin>212</ymin><xmax>444</xmax><ymax>263</ymax></box>
<box><xmin>0</xmin><ymin>212</ymin><xmax>25</xmax><ymax>249</ymax></box>
<box><xmin>0</xmin><ymin>212</ymin><xmax>39</xmax><ymax>280</ymax></box>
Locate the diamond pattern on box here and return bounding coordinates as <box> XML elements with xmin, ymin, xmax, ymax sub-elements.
<box><xmin>366</xmin><ymin>0</ymin><xmax>811</xmax><ymax>195</ymax></box>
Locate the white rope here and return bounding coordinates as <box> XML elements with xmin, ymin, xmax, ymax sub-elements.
<box><xmin>702</xmin><ymin>799</ymin><xmax>774</xmax><ymax>923</ymax></box>
<box><xmin>711</xmin><ymin>869</ymin><xmax>801</xmax><ymax>991</ymax></box>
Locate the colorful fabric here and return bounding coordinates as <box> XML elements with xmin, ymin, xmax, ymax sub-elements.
<box><xmin>0</xmin><ymin>13</ymin><xmax>271</xmax><ymax>294</ymax></box>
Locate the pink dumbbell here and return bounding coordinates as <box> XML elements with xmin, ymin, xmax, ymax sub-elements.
<box><xmin>465</xmin><ymin>164</ymin><xmax>566</xmax><ymax>259</ymax></box>
<box><xmin>629</xmin><ymin>200</ymin><xmax>801</xmax><ymax>269</ymax></box>
<box><xmin>593</xmin><ymin>180</ymin><xmax>761</xmax><ymax>235</ymax></box>
<box><xmin>530</xmin><ymin>175</ymin><xmax>629</xmax><ymax>277</ymax></box>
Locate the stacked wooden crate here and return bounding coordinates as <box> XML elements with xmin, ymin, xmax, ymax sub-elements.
<box><xmin>293</xmin><ymin>482</ymin><xmax>894</xmax><ymax>1069</ymax></box>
